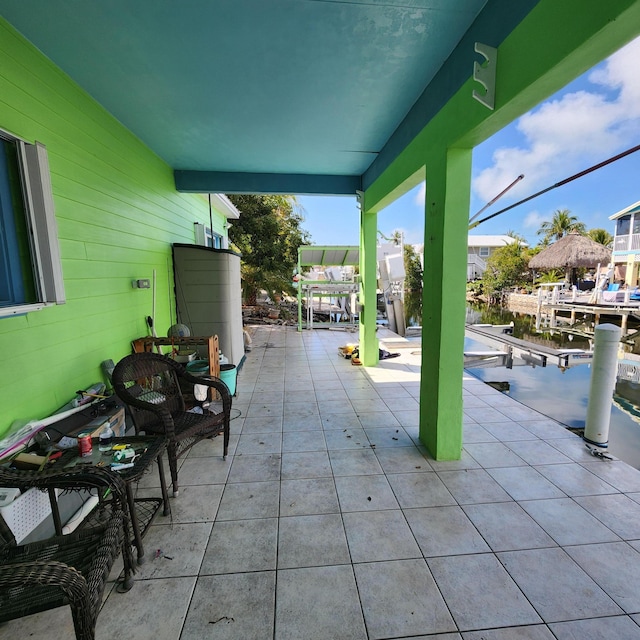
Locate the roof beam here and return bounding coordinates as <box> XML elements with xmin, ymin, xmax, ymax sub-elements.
<box><xmin>364</xmin><ymin>0</ymin><xmax>640</xmax><ymax>211</ymax></box>
<box><xmin>363</xmin><ymin>0</ymin><xmax>540</xmax><ymax>193</ymax></box>
<box><xmin>175</xmin><ymin>170</ymin><xmax>361</xmax><ymax>195</ymax></box>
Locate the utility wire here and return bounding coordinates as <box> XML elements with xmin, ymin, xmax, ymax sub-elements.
<box><xmin>469</xmin><ymin>143</ymin><xmax>640</xmax><ymax>230</ymax></box>
<box><xmin>469</xmin><ymin>174</ymin><xmax>524</xmax><ymax>224</ymax></box>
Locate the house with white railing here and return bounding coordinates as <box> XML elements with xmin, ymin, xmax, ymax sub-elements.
<box><xmin>467</xmin><ymin>235</ymin><xmax>523</xmax><ymax>281</ymax></box>
<box><xmin>610</xmin><ymin>200</ymin><xmax>640</xmax><ymax>287</ymax></box>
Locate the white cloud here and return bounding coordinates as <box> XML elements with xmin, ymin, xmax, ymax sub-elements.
<box><xmin>523</xmin><ymin>210</ymin><xmax>544</xmax><ymax>230</ymax></box>
<box><xmin>472</xmin><ymin>36</ymin><xmax>640</xmax><ymax>204</ymax></box>
<box><xmin>378</xmin><ymin>225</ymin><xmax>423</xmax><ymax>245</ymax></box>
<box><xmin>402</xmin><ymin>227</ymin><xmax>423</xmax><ymax>245</ymax></box>
<box><xmin>589</xmin><ymin>36</ymin><xmax>640</xmax><ymax>108</ymax></box>
<box><xmin>414</xmin><ymin>182</ymin><xmax>426</xmax><ymax>207</ymax></box>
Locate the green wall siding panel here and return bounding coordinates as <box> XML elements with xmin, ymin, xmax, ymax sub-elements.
<box><xmin>0</xmin><ymin>18</ymin><xmax>228</xmax><ymax>438</ymax></box>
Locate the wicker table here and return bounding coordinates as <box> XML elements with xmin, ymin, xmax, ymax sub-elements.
<box><xmin>55</xmin><ymin>436</ymin><xmax>171</xmax><ymax>565</ymax></box>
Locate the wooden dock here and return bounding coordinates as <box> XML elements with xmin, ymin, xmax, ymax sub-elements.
<box><xmin>530</xmin><ymin>285</ymin><xmax>640</xmax><ymax>334</ymax></box>
<box><xmin>546</xmin><ymin>300</ymin><xmax>640</xmax><ymax>334</ymax></box>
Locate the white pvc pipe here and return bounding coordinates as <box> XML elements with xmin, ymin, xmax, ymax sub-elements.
<box><xmin>62</xmin><ymin>495</ymin><xmax>99</xmax><ymax>534</ymax></box>
<box><xmin>152</xmin><ymin>269</ymin><xmax>158</xmax><ymax>337</ymax></box>
<box><xmin>584</xmin><ymin>323</ymin><xmax>621</xmax><ymax>448</ymax></box>
<box><xmin>1</xmin><ymin>399</ymin><xmax>101</xmax><ymax>460</ymax></box>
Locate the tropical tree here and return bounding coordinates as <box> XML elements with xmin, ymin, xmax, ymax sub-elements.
<box><xmin>535</xmin><ymin>269</ymin><xmax>564</xmax><ymax>284</ymax></box>
<box><xmin>481</xmin><ymin>241</ymin><xmax>530</xmax><ymax>300</ymax></box>
<box><xmin>226</xmin><ymin>194</ymin><xmax>311</xmax><ymax>304</ymax></box>
<box><xmin>390</xmin><ymin>230</ymin><xmax>403</xmax><ymax>246</ymax></box>
<box><xmin>506</xmin><ymin>229</ymin><xmax>526</xmax><ymax>245</ymax></box>
<box><xmin>378</xmin><ymin>229</ymin><xmax>403</xmax><ymax>246</ymax></box>
<box><xmin>403</xmin><ymin>244</ymin><xmax>423</xmax><ymax>292</ymax></box>
<box><xmin>587</xmin><ymin>227</ymin><xmax>613</xmax><ymax>248</ymax></box>
<box><xmin>537</xmin><ymin>209</ymin><xmax>586</xmax><ymax>243</ymax></box>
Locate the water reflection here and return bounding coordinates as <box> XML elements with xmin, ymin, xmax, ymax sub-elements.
<box><xmin>466</xmin><ymin>304</ymin><xmax>593</xmax><ymax>350</ymax></box>
<box><xmin>404</xmin><ymin>290</ymin><xmax>422</xmax><ymax>328</ymax></box>
<box><xmin>464</xmin><ymin>303</ymin><xmax>640</xmax><ymax>470</ymax></box>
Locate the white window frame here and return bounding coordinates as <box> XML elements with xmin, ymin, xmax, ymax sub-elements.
<box><xmin>0</xmin><ymin>130</ymin><xmax>64</xmax><ymax>318</ymax></box>
<box><xmin>194</xmin><ymin>222</ymin><xmax>224</xmax><ymax>249</ymax></box>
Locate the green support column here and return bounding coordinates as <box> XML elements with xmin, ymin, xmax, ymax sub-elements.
<box><xmin>297</xmin><ymin>252</ymin><xmax>303</xmax><ymax>331</ymax></box>
<box><xmin>419</xmin><ymin>147</ymin><xmax>472</xmax><ymax>459</ymax></box>
<box><xmin>359</xmin><ymin>197</ymin><xmax>379</xmax><ymax>366</ymax></box>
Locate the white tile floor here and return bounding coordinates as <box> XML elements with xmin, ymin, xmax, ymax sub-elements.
<box><xmin>4</xmin><ymin>324</ymin><xmax>640</xmax><ymax>639</ymax></box>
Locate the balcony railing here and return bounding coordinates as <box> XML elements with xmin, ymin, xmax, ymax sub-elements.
<box><xmin>467</xmin><ymin>254</ymin><xmax>486</xmax><ymax>280</ymax></box>
<box><xmin>614</xmin><ymin>233</ymin><xmax>640</xmax><ymax>252</ymax></box>
<box><xmin>614</xmin><ymin>234</ymin><xmax>628</xmax><ymax>251</ymax></box>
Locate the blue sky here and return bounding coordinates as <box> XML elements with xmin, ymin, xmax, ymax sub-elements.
<box><xmin>298</xmin><ymin>35</ymin><xmax>640</xmax><ymax>248</ymax></box>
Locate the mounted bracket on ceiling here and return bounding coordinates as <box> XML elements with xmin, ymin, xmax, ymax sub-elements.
<box><xmin>472</xmin><ymin>42</ymin><xmax>497</xmax><ymax>110</ymax></box>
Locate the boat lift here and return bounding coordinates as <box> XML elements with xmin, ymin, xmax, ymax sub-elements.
<box><xmin>296</xmin><ymin>246</ymin><xmax>360</xmax><ymax>331</ymax></box>
<box><xmin>295</xmin><ymin>243</ymin><xmax>407</xmax><ymax>333</ymax></box>
<box><xmin>465</xmin><ymin>323</ymin><xmax>594</xmax><ymax>370</ymax></box>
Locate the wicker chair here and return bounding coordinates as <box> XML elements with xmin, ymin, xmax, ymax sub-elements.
<box><xmin>0</xmin><ymin>465</ymin><xmax>134</xmax><ymax>640</ymax></box>
<box><xmin>112</xmin><ymin>352</ymin><xmax>231</xmax><ymax>496</ymax></box>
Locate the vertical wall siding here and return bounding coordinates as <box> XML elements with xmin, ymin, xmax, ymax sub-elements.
<box><xmin>0</xmin><ymin>19</ymin><xmax>226</xmax><ymax>437</ymax></box>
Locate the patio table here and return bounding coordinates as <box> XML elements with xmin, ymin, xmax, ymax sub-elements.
<box><xmin>55</xmin><ymin>435</ymin><xmax>171</xmax><ymax>565</ymax></box>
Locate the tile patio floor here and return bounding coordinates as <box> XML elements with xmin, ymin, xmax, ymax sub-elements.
<box><xmin>5</xmin><ymin>324</ymin><xmax>640</xmax><ymax>639</ymax></box>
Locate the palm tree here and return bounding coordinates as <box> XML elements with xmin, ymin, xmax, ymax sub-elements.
<box><xmin>537</xmin><ymin>209</ymin><xmax>586</xmax><ymax>243</ymax></box>
<box><xmin>378</xmin><ymin>229</ymin><xmax>404</xmax><ymax>246</ymax></box>
<box><xmin>390</xmin><ymin>230</ymin><xmax>403</xmax><ymax>246</ymax></box>
<box><xmin>506</xmin><ymin>229</ymin><xmax>526</xmax><ymax>245</ymax></box>
<box><xmin>535</xmin><ymin>269</ymin><xmax>564</xmax><ymax>284</ymax></box>
<box><xmin>587</xmin><ymin>228</ymin><xmax>613</xmax><ymax>248</ymax></box>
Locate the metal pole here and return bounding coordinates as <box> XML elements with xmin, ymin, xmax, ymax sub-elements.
<box><xmin>468</xmin><ymin>174</ymin><xmax>524</xmax><ymax>225</ymax></box>
<box><xmin>470</xmin><ymin>143</ymin><xmax>640</xmax><ymax>230</ymax></box>
<box><xmin>583</xmin><ymin>323</ymin><xmax>621</xmax><ymax>448</ymax></box>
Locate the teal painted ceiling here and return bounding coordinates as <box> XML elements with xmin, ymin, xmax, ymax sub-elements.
<box><xmin>0</xmin><ymin>1</ymin><xmax>538</xmax><ymax>193</ymax></box>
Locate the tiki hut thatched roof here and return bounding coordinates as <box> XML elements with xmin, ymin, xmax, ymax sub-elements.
<box><xmin>528</xmin><ymin>232</ymin><xmax>611</xmax><ymax>270</ymax></box>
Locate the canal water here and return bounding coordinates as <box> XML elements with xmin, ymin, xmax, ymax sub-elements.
<box><xmin>464</xmin><ymin>304</ymin><xmax>640</xmax><ymax>470</ymax></box>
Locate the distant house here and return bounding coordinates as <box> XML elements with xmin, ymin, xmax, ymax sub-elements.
<box><xmin>610</xmin><ymin>200</ymin><xmax>640</xmax><ymax>287</ymax></box>
<box><xmin>467</xmin><ymin>235</ymin><xmax>522</xmax><ymax>281</ymax></box>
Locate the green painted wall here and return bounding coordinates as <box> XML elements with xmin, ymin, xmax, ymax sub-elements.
<box><xmin>0</xmin><ymin>19</ymin><xmax>228</xmax><ymax>438</ymax></box>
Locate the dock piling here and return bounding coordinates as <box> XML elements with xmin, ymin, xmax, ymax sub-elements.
<box><xmin>584</xmin><ymin>323</ymin><xmax>621</xmax><ymax>449</ymax></box>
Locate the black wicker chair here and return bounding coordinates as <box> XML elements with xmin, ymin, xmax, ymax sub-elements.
<box><xmin>112</xmin><ymin>352</ymin><xmax>231</xmax><ymax>496</ymax></box>
<box><xmin>0</xmin><ymin>465</ymin><xmax>134</xmax><ymax>640</ymax></box>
